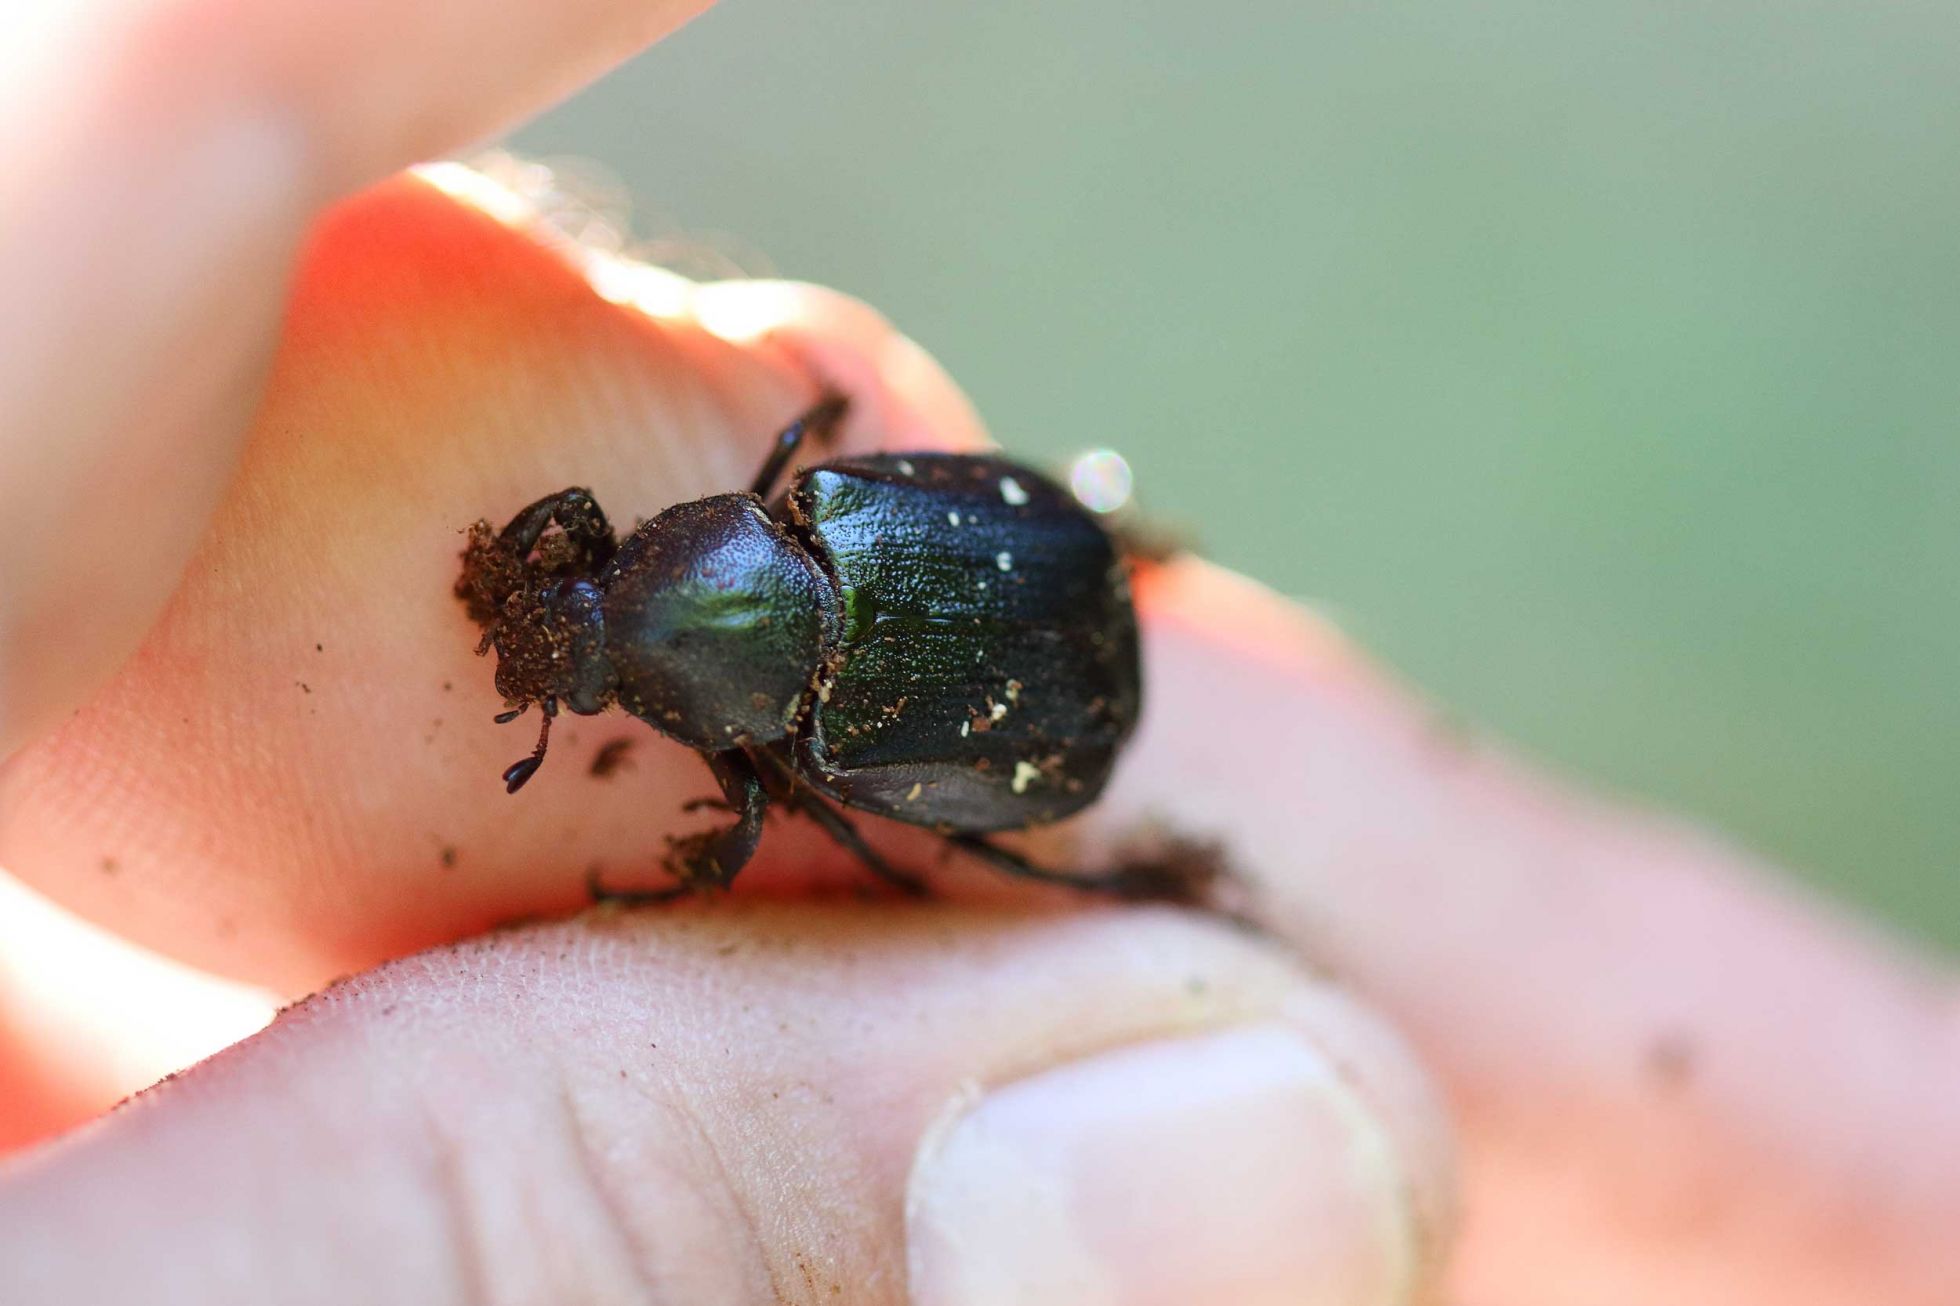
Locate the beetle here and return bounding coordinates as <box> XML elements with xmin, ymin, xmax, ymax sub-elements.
<box><xmin>456</xmin><ymin>393</ymin><xmax>1185</xmax><ymax>900</ymax></box>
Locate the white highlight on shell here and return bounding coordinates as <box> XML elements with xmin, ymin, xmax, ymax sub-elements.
<box><xmin>996</xmin><ymin>551</ymin><xmax>1014</xmax><ymax>572</ymax></box>
<box><xmin>948</xmin><ymin>510</ymin><xmax>963</xmax><ymax>527</ymax></box>
<box><xmin>1011</xmin><ymin>761</ymin><xmax>1042</xmax><ymax>794</ymax></box>
<box><xmin>1068</xmin><ymin>448</ymin><xmax>1134</xmax><ymax>514</ymax></box>
<box><xmin>999</xmin><ymin>476</ymin><xmax>1029</xmax><ymax>506</ymax></box>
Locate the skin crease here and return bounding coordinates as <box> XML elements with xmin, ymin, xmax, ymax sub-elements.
<box><xmin>0</xmin><ymin>170</ymin><xmax>1956</xmax><ymax>1304</ymax></box>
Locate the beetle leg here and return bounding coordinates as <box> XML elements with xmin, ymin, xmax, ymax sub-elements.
<box><xmin>662</xmin><ymin>748</ymin><xmax>769</xmax><ymax>891</ymax></box>
<box><xmin>793</xmin><ymin>794</ymin><xmax>931</xmax><ymax>897</ymax></box>
<box><xmin>748</xmin><ymin>392</ymin><xmax>848</xmax><ymax>498</ymax></box>
<box><xmin>748</xmin><ymin>747</ymin><xmax>929</xmax><ymax>895</ymax></box>
<box><xmin>947</xmin><ymin>833</ymin><xmax>1220</xmax><ymax>909</ymax></box>
<box><xmin>497</xmin><ymin>487</ymin><xmax>617</xmax><ymax>570</ymax></box>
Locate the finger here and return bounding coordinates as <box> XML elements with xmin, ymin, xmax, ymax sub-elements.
<box><xmin>0</xmin><ymin>0</ymin><xmax>711</xmax><ymax>754</ymax></box>
<box><xmin>0</xmin><ymin>872</ymin><xmax>272</xmax><ymax>1153</ymax></box>
<box><xmin>0</xmin><ymin>905</ymin><xmax>1455</xmax><ymax>1306</ymax></box>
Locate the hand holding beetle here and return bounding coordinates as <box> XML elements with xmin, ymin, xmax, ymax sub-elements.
<box><xmin>458</xmin><ymin>400</ymin><xmax>1199</xmax><ymax>903</ymax></box>
<box><xmin>2</xmin><ymin>5</ymin><xmax>1957</xmax><ymax>1304</ymax></box>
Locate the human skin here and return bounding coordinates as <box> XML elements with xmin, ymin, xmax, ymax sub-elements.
<box><xmin>1</xmin><ymin>4</ymin><xmax>1957</xmax><ymax>1304</ymax></box>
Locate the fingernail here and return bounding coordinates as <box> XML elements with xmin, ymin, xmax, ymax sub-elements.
<box><xmin>906</xmin><ymin>1024</ymin><xmax>1418</xmax><ymax>1306</ymax></box>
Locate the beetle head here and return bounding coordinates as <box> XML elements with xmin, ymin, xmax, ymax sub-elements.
<box><xmin>457</xmin><ymin>521</ymin><xmax>617</xmax><ymax>790</ymax></box>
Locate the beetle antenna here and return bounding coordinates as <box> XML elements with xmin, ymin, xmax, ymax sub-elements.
<box><xmin>501</xmin><ymin>698</ymin><xmax>557</xmax><ymax>793</ymax></box>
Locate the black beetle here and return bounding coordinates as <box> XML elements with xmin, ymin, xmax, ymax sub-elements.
<box><xmin>457</xmin><ymin>394</ymin><xmax>1183</xmax><ymax>899</ymax></box>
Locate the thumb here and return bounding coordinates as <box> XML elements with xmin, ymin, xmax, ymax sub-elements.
<box><xmin>0</xmin><ymin>904</ymin><xmax>1453</xmax><ymax>1306</ymax></box>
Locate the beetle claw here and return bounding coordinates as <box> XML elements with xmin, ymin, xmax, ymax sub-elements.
<box><xmin>1098</xmin><ymin>837</ymin><xmax>1232</xmax><ymax>908</ymax></box>
<box><xmin>663</xmin><ymin>830</ymin><xmax>734</xmax><ymax>891</ymax></box>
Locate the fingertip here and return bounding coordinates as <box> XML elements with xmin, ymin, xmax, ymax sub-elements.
<box><xmin>689</xmin><ymin>278</ymin><xmax>992</xmax><ymax>453</ymax></box>
<box><xmin>908</xmin><ymin>1013</ymin><xmax>1455</xmax><ymax>1306</ymax></box>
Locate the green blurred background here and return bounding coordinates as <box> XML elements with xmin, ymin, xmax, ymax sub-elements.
<box><xmin>514</xmin><ymin>1</ymin><xmax>1958</xmax><ymax>950</ymax></box>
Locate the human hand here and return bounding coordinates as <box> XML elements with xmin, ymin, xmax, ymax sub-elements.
<box><xmin>2</xmin><ymin>5</ymin><xmax>1955</xmax><ymax>1304</ymax></box>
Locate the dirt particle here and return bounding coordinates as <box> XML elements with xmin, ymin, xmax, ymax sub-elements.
<box><xmin>1646</xmin><ymin>1033</ymin><xmax>1697</xmax><ymax>1088</ymax></box>
<box><xmin>1103</xmin><ymin>831</ymin><xmax>1235</xmax><ymax>912</ymax></box>
<box><xmin>590</xmin><ymin>738</ymin><xmax>634</xmax><ymax>778</ymax></box>
<box><xmin>440</xmin><ymin>845</ymin><xmax>458</xmax><ymax>869</ymax></box>
<box><xmin>314</xmin><ymin>643</ymin><xmax>324</xmax><ymax>653</ymax></box>
<box><xmin>99</xmin><ymin>856</ymin><xmax>119</xmax><ymax>875</ymax></box>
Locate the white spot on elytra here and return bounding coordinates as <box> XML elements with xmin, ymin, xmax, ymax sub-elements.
<box><xmin>896</xmin><ymin>459</ymin><xmax>916</xmax><ymax>476</ymax></box>
<box><xmin>947</xmin><ymin>510</ymin><xmax>962</xmax><ymax>527</ymax></box>
<box><xmin>996</xmin><ymin>551</ymin><xmax>1013</xmax><ymax>572</ymax></box>
<box><xmin>999</xmin><ymin>476</ymin><xmax>1029</xmax><ymax>506</ymax></box>
<box><xmin>959</xmin><ymin>720</ymin><xmax>971</xmax><ymax>737</ymax></box>
<box><xmin>1011</xmin><ymin>761</ymin><xmax>1042</xmax><ymax>794</ymax></box>
<box><xmin>989</xmin><ymin>701</ymin><xmax>1008</xmax><ymax>722</ymax></box>
<box><xmin>906</xmin><ymin>782</ymin><xmax>923</xmax><ymax>801</ymax></box>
